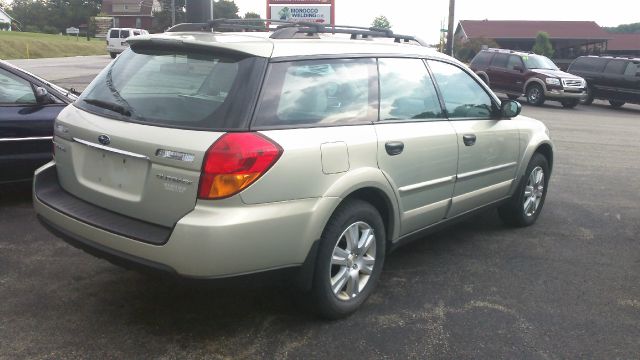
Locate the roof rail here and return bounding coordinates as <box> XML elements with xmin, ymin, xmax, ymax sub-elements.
<box><xmin>167</xmin><ymin>19</ymin><xmax>428</xmax><ymax>46</ymax></box>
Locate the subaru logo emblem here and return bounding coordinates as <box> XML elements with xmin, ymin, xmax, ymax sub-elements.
<box><xmin>98</xmin><ymin>134</ymin><xmax>111</xmax><ymax>146</ymax></box>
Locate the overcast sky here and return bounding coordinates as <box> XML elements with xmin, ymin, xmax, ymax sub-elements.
<box><xmin>233</xmin><ymin>0</ymin><xmax>637</xmax><ymax>43</ymax></box>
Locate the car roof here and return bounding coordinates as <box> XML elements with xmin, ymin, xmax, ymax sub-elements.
<box><xmin>127</xmin><ymin>31</ymin><xmax>447</xmax><ymax>61</ymax></box>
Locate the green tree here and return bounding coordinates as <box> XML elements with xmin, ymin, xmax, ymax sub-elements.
<box><xmin>213</xmin><ymin>0</ymin><xmax>239</xmax><ymax>19</ymax></box>
<box><xmin>371</xmin><ymin>15</ymin><xmax>391</xmax><ymax>30</ymax></box>
<box><xmin>454</xmin><ymin>37</ymin><xmax>499</xmax><ymax>62</ymax></box>
<box><xmin>152</xmin><ymin>0</ymin><xmax>186</xmax><ymax>33</ymax></box>
<box><xmin>532</xmin><ymin>31</ymin><xmax>555</xmax><ymax>58</ymax></box>
<box><xmin>244</xmin><ymin>11</ymin><xmax>264</xmax><ymax>30</ymax></box>
<box><xmin>604</xmin><ymin>22</ymin><xmax>640</xmax><ymax>33</ymax></box>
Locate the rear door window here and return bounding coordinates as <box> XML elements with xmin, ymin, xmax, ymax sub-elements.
<box><xmin>77</xmin><ymin>47</ymin><xmax>265</xmax><ymax>131</ymax></box>
<box><xmin>378</xmin><ymin>58</ymin><xmax>443</xmax><ymax>120</ymax></box>
<box><xmin>604</xmin><ymin>60</ymin><xmax>627</xmax><ymax>75</ymax></box>
<box><xmin>491</xmin><ymin>54</ymin><xmax>509</xmax><ymax>68</ymax></box>
<box><xmin>253</xmin><ymin>58</ymin><xmax>377</xmax><ymax>128</ymax></box>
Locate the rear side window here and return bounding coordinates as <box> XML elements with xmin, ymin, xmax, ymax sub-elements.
<box><xmin>428</xmin><ymin>60</ymin><xmax>494</xmax><ymax>119</ymax></box>
<box><xmin>253</xmin><ymin>58</ymin><xmax>376</xmax><ymax>128</ymax></box>
<box><xmin>378</xmin><ymin>58</ymin><xmax>443</xmax><ymax>120</ymax></box>
<box><xmin>77</xmin><ymin>47</ymin><xmax>265</xmax><ymax>131</ymax></box>
<box><xmin>120</xmin><ymin>30</ymin><xmax>130</xmax><ymax>38</ymax></box>
<box><xmin>109</xmin><ymin>29</ymin><xmax>119</xmax><ymax>39</ymax></box>
<box><xmin>604</xmin><ymin>60</ymin><xmax>627</xmax><ymax>75</ymax></box>
<box><xmin>470</xmin><ymin>52</ymin><xmax>493</xmax><ymax>68</ymax></box>
<box><xmin>491</xmin><ymin>53</ymin><xmax>509</xmax><ymax>68</ymax></box>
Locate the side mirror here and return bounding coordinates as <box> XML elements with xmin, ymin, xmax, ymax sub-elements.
<box><xmin>513</xmin><ymin>65</ymin><xmax>524</xmax><ymax>73</ymax></box>
<box><xmin>35</xmin><ymin>87</ymin><xmax>50</xmax><ymax>104</ymax></box>
<box><xmin>501</xmin><ymin>100</ymin><xmax>522</xmax><ymax>118</ymax></box>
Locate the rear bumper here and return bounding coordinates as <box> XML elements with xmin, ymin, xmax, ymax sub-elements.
<box><xmin>34</xmin><ymin>162</ymin><xmax>339</xmax><ymax>278</ymax></box>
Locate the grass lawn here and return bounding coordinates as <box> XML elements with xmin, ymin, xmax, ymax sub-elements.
<box><xmin>0</xmin><ymin>31</ymin><xmax>107</xmax><ymax>60</ymax></box>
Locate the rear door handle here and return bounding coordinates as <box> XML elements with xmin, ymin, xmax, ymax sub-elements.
<box><xmin>385</xmin><ymin>141</ymin><xmax>404</xmax><ymax>156</ymax></box>
<box><xmin>463</xmin><ymin>134</ymin><xmax>476</xmax><ymax>146</ymax></box>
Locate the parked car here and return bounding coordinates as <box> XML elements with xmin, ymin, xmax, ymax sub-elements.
<box><xmin>567</xmin><ymin>56</ymin><xmax>640</xmax><ymax>108</ymax></box>
<box><xmin>470</xmin><ymin>48</ymin><xmax>587</xmax><ymax>108</ymax></box>
<box><xmin>106</xmin><ymin>28</ymin><xmax>149</xmax><ymax>59</ymax></box>
<box><xmin>34</xmin><ymin>21</ymin><xmax>554</xmax><ymax>319</ymax></box>
<box><xmin>0</xmin><ymin>60</ymin><xmax>77</xmax><ymax>184</ymax></box>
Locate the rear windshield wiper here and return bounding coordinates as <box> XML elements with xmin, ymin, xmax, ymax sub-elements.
<box><xmin>83</xmin><ymin>98</ymin><xmax>132</xmax><ymax>116</ymax></box>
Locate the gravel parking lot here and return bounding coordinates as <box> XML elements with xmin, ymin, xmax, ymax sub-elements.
<box><xmin>1</xmin><ymin>94</ymin><xmax>639</xmax><ymax>357</ymax></box>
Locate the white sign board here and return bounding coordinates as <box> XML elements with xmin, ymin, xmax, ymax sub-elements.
<box><xmin>270</xmin><ymin>5</ymin><xmax>330</xmax><ymax>24</ymax></box>
<box><xmin>66</xmin><ymin>27</ymin><xmax>80</xmax><ymax>35</ymax></box>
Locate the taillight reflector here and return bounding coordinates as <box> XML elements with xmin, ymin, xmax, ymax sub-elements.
<box><xmin>198</xmin><ymin>133</ymin><xmax>283</xmax><ymax>200</ymax></box>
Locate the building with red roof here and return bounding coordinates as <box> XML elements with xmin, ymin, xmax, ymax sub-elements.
<box><xmin>455</xmin><ymin>20</ymin><xmax>612</xmax><ymax>59</ymax></box>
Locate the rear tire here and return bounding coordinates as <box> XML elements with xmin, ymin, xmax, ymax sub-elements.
<box><xmin>498</xmin><ymin>153</ymin><xmax>550</xmax><ymax>227</ymax></box>
<box><xmin>310</xmin><ymin>199</ymin><xmax>386</xmax><ymax>319</ymax></box>
<box><xmin>561</xmin><ymin>99</ymin><xmax>579</xmax><ymax>108</ymax></box>
<box><xmin>109</xmin><ymin>52</ymin><xmax>117</xmax><ymax>59</ymax></box>
<box><xmin>526</xmin><ymin>84</ymin><xmax>545</xmax><ymax>106</ymax></box>
<box><xmin>609</xmin><ymin>100</ymin><xmax>625</xmax><ymax>108</ymax></box>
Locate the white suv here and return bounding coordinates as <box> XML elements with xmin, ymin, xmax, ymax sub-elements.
<box><xmin>35</xmin><ymin>20</ymin><xmax>553</xmax><ymax>319</ymax></box>
<box><xmin>106</xmin><ymin>27</ymin><xmax>149</xmax><ymax>59</ymax></box>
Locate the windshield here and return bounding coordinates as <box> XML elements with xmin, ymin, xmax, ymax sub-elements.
<box><xmin>523</xmin><ymin>54</ymin><xmax>559</xmax><ymax>70</ymax></box>
<box><xmin>76</xmin><ymin>47</ymin><xmax>264</xmax><ymax>131</ymax></box>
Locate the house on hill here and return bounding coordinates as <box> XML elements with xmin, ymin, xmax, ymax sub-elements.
<box><xmin>101</xmin><ymin>0</ymin><xmax>161</xmax><ymax>30</ymax></box>
<box><xmin>0</xmin><ymin>7</ymin><xmax>14</xmax><ymax>31</ymax></box>
<box><xmin>455</xmin><ymin>20</ymin><xmax>612</xmax><ymax>59</ymax></box>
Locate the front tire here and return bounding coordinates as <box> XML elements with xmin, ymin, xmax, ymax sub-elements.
<box><xmin>609</xmin><ymin>100</ymin><xmax>625</xmax><ymax>108</ymax></box>
<box><xmin>498</xmin><ymin>153</ymin><xmax>550</xmax><ymax>227</ymax></box>
<box><xmin>582</xmin><ymin>86</ymin><xmax>594</xmax><ymax>105</ymax></box>
<box><xmin>526</xmin><ymin>84</ymin><xmax>545</xmax><ymax>106</ymax></box>
<box><xmin>310</xmin><ymin>199</ymin><xmax>386</xmax><ymax>319</ymax></box>
<box><xmin>109</xmin><ymin>52</ymin><xmax>117</xmax><ymax>59</ymax></box>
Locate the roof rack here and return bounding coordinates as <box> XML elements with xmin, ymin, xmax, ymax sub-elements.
<box><xmin>167</xmin><ymin>19</ymin><xmax>428</xmax><ymax>46</ymax></box>
<box><xmin>486</xmin><ymin>48</ymin><xmax>534</xmax><ymax>55</ymax></box>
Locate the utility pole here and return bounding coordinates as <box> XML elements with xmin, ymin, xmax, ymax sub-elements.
<box><xmin>171</xmin><ymin>0</ymin><xmax>176</xmax><ymax>26</ymax></box>
<box><xmin>445</xmin><ymin>0</ymin><xmax>455</xmax><ymax>56</ymax></box>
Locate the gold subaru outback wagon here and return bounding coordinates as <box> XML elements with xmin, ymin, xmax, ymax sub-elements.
<box><xmin>34</xmin><ymin>20</ymin><xmax>553</xmax><ymax>319</ymax></box>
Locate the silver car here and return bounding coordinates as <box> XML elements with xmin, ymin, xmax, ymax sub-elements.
<box><xmin>34</xmin><ymin>22</ymin><xmax>553</xmax><ymax>319</ymax></box>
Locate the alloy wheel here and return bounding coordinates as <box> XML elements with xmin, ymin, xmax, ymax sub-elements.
<box><xmin>523</xmin><ymin>166</ymin><xmax>545</xmax><ymax>217</ymax></box>
<box><xmin>329</xmin><ymin>221</ymin><xmax>376</xmax><ymax>301</ymax></box>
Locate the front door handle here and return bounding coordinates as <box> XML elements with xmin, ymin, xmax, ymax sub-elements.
<box><xmin>463</xmin><ymin>134</ymin><xmax>476</xmax><ymax>146</ymax></box>
<box><xmin>385</xmin><ymin>141</ymin><xmax>404</xmax><ymax>156</ymax></box>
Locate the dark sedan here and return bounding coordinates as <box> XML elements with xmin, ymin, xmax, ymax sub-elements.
<box><xmin>0</xmin><ymin>60</ymin><xmax>78</xmax><ymax>183</ymax></box>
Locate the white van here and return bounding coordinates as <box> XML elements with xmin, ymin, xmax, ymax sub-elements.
<box><xmin>106</xmin><ymin>28</ymin><xmax>149</xmax><ymax>59</ymax></box>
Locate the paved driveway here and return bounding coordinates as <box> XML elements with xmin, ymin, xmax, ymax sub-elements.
<box><xmin>1</xmin><ymin>95</ymin><xmax>639</xmax><ymax>358</ymax></box>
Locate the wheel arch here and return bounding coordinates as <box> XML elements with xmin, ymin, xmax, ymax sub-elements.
<box><xmin>534</xmin><ymin>142</ymin><xmax>554</xmax><ymax>174</ymax></box>
<box><xmin>524</xmin><ymin>78</ymin><xmax>546</xmax><ymax>93</ymax></box>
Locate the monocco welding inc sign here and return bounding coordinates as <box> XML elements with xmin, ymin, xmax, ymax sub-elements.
<box><xmin>270</xmin><ymin>5</ymin><xmax>330</xmax><ymax>23</ymax></box>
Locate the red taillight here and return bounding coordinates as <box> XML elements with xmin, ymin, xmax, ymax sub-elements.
<box><xmin>198</xmin><ymin>133</ymin><xmax>283</xmax><ymax>200</ymax></box>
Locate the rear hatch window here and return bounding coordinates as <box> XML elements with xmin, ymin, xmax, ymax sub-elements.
<box><xmin>76</xmin><ymin>46</ymin><xmax>265</xmax><ymax>131</ymax></box>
